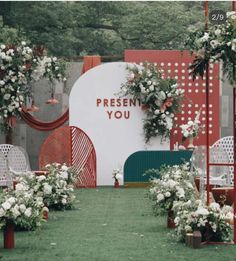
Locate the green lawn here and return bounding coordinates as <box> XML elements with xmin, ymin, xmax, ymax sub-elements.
<box><xmin>1</xmin><ymin>188</ymin><xmax>236</xmax><ymax>261</ymax></box>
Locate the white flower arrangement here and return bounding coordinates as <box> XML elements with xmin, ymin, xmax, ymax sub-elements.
<box><xmin>180</xmin><ymin>110</ymin><xmax>202</xmax><ymax>139</ymax></box>
<box><xmin>112</xmin><ymin>168</ymin><xmax>123</xmax><ymax>182</ymax></box>
<box><xmin>19</xmin><ymin>163</ymin><xmax>76</xmax><ymax>210</ymax></box>
<box><xmin>0</xmin><ymin>41</ymin><xmax>66</xmax><ymax>131</ymax></box>
<box><xmin>0</xmin><ymin>185</ymin><xmax>45</xmax><ymax>230</ymax></box>
<box><xmin>173</xmin><ymin>200</ymin><xmax>233</xmax><ymax>242</ymax></box>
<box><xmin>185</xmin><ymin>12</ymin><xmax>236</xmax><ymax>84</ymax></box>
<box><xmin>149</xmin><ymin>163</ymin><xmax>195</xmax><ymax>215</ymax></box>
<box><xmin>120</xmin><ymin>62</ymin><xmax>184</xmax><ymax>142</ymax></box>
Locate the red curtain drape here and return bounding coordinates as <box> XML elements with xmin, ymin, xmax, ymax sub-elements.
<box><xmin>20</xmin><ymin>56</ymin><xmax>101</xmax><ymax>131</ymax></box>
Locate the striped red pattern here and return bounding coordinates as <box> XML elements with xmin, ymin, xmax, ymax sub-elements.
<box><xmin>71</xmin><ymin>126</ymin><xmax>96</xmax><ymax>188</ymax></box>
<box><xmin>39</xmin><ymin>126</ymin><xmax>96</xmax><ymax>187</ymax></box>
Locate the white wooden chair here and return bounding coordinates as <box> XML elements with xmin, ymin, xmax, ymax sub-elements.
<box><xmin>191</xmin><ymin>145</ymin><xmax>231</xmax><ymax>187</ymax></box>
<box><xmin>7</xmin><ymin>146</ymin><xmax>31</xmax><ymax>177</ymax></box>
<box><xmin>0</xmin><ymin>150</ymin><xmax>12</xmax><ymax>187</ymax></box>
<box><xmin>211</xmin><ymin>136</ymin><xmax>234</xmax><ymax>185</ymax></box>
<box><xmin>0</xmin><ymin>144</ymin><xmax>13</xmax><ymax>158</ymax></box>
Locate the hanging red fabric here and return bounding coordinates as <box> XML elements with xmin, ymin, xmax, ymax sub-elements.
<box><xmin>20</xmin><ymin>107</ymin><xmax>69</xmax><ymax>131</ymax></box>
<box><xmin>20</xmin><ymin>56</ymin><xmax>101</xmax><ymax>131</ymax></box>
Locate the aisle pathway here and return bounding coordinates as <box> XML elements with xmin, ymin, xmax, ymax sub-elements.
<box><xmin>2</xmin><ymin>188</ymin><xmax>236</xmax><ymax>261</ymax></box>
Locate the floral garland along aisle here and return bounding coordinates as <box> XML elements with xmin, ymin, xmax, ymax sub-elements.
<box><xmin>120</xmin><ymin>62</ymin><xmax>185</xmax><ymax>143</ymax></box>
<box><xmin>148</xmin><ymin>163</ymin><xmax>234</xmax><ymax>244</ymax></box>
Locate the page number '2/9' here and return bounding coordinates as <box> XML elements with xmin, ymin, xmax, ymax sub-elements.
<box><xmin>209</xmin><ymin>10</ymin><xmax>226</xmax><ymax>24</ymax></box>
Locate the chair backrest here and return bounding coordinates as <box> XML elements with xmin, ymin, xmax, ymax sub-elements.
<box><xmin>211</xmin><ymin>136</ymin><xmax>234</xmax><ymax>184</ymax></box>
<box><xmin>0</xmin><ymin>150</ymin><xmax>12</xmax><ymax>187</ymax></box>
<box><xmin>191</xmin><ymin>145</ymin><xmax>231</xmax><ymax>186</ymax></box>
<box><xmin>191</xmin><ymin>145</ymin><xmax>206</xmax><ymax>176</ymax></box>
<box><xmin>0</xmin><ymin>144</ymin><xmax>14</xmax><ymax>158</ymax></box>
<box><xmin>7</xmin><ymin>146</ymin><xmax>31</xmax><ymax>175</ymax></box>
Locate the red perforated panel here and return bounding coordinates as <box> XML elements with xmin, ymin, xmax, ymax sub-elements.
<box><xmin>39</xmin><ymin>126</ymin><xmax>96</xmax><ymax>187</ymax></box>
<box><xmin>125</xmin><ymin>50</ymin><xmax>220</xmax><ymax>148</ymax></box>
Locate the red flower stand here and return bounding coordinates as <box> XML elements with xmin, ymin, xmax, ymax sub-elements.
<box><xmin>167</xmin><ymin>210</ymin><xmax>176</xmax><ymax>229</ymax></box>
<box><xmin>114</xmin><ymin>180</ymin><xmax>119</xmax><ymax>188</ymax></box>
<box><xmin>4</xmin><ymin>221</ymin><xmax>15</xmax><ymax>249</ymax></box>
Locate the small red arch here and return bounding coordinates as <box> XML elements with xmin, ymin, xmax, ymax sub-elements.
<box><xmin>39</xmin><ymin>126</ymin><xmax>96</xmax><ymax>188</ymax></box>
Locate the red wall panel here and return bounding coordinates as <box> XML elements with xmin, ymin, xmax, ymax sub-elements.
<box><xmin>125</xmin><ymin>50</ymin><xmax>220</xmax><ymax>149</ymax></box>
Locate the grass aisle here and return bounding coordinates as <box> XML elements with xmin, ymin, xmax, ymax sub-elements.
<box><xmin>1</xmin><ymin>188</ymin><xmax>236</xmax><ymax>261</ymax></box>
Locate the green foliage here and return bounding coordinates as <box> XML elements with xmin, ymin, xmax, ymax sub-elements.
<box><xmin>0</xmin><ymin>2</ymin><xmax>230</xmax><ymax>57</ymax></box>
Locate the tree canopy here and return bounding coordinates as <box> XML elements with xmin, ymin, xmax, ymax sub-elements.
<box><xmin>0</xmin><ymin>1</ymin><xmax>231</xmax><ymax>57</ymax></box>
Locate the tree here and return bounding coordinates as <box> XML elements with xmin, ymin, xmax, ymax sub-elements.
<box><xmin>0</xmin><ymin>1</ymin><xmax>231</xmax><ymax>57</ymax></box>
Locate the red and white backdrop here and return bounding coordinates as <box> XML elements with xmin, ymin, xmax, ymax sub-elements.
<box><xmin>69</xmin><ymin>62</ymin><xmax>169</xmax><ymax>186</ymax></box>
<box><xmin>125</xmin><ymin>50</ymin><xmax>220</xmax><ymax>149</ymax></box>
<box><xmin>69</xmin><ymin>51</ymin><xmax>220</xmax><ymax>185</ymax></box>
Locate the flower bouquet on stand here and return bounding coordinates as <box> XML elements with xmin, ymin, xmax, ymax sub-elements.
<box><xmin>148</xmin><ymin>163</ymin><xmax>195</xmax><ymax>228</ymax></box>
<box><xmin>20</xmin><ymin>163</ymin><xmax>76</xmax><ymax>211</ymax></box>
<box><xmin>180</xmin><ymin>110</ymin><xmax>202</xmax><ymax>150</ymax></box>
<box><xmin>173</xmin><ymin>200</ymin><xmax>233</xmax><ymax>243</ymax></box>
<box><xmin>112</xmin><ymin>168</ymin><xmax>123</xmax><ymax>188</ymax></box>
<box><xmin>0</xmin><ymin>185</ymin><xmax>45</xmax><ymax>249</ymax></box>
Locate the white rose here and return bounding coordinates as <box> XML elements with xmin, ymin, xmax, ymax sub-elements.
<box><xmin>37</xmin><ymin>175</ymin><xmax>46</xmax><ymax>182</ymax></box>
<box><xmin>15</xmin><ymin>183</ymin><xmax>25</xmax><ymax>191</ymax></box>
<box><xmin>60</xmin><ymin>171</ymin><xmax>68</xmax><ymax>180</ymax></box>
<box><xmin>0</xmin><ymin>44</ymin><xmax>6</xmax><ymax>49</ymax></box>
<box><xmin>0</xmin><ymin>208</ymin><xmax>5</xmax><ymax>217</ymax></box>
<box><xmin>19</xmin><ymin>204</ymin><xmax>26</xmax><ymax>213</ymax></box>
<box><xmin>154</xmin><ymin>109</ymin><xmax>160</xmax><ymax>115</ymax></box>
<box><xmin>43</xmin><ymin>184</ymin><xmax>52</xmax><ymax>195</ymax></box>
<box><xmin>130</xmin><ymin>73</ymin><xmax>135</xmax><ymax>79</ymax></box>
<box><xmin>157</xmin><ymin>193</ymin><xmax>164</xmax><ymax>202</ymax></box>
<box><xmin>149</xmin><ymin>85</ymin><xmax>154</xmax><ymax>91</ymax></box>
<box><xmin>61</xmin><ymin>165</ymin><xmax>68</xmax><ymax>171</ymax></box>
<box><xmin>7</xmin><ymin>197</ymin><xmax>16</xmax><ymax>205</ymax></box>
<box><xmin>0</xmin><ymin>80</ymin><xmax>5</xmax><ymax>86</ymax></box>
<box><xmin>52</xmin><ymin>57</ymin><xmax>57</xmax><ymax>62</ymax></box>
<box><xmin>165</xmin><ymin>192</ymin><xmax>171</xmax><ymax>197</ymax></box>
<box><xmin>62</xmin><ymin>199</ymin><xmax>67</xmax><ymax>205</ymax></box>
<box><xmin>21</xmin><ymin>41</ymin><xmax>26</xmax><ymax>46</ymax></box>
<box><xmin>3</xmin><ymin>93</ymin><xmax>11</xmax><ymax>100</ymax></box>
<box><xmin>46</xmin><ymin>57</ymin><xmax>52</xmax><ymax>63</ymax></box>
<box><xmin>24</xmin><ymin>207</ymin><xmax>32</xmax><ymax>217</ymax></box>
<box><xmin>2</xmin><ymin>201</ymin><xmax>11</xmax><ymax>210</ymax></box>
<box><xmin>195</xmin><ymin>206</ymin><xmax>209</xmax><ymax>216</ymax></box>
<box><xmin>12</xmin><ymin>205</ymin><xmax>20</xmax><ymax>218</ymax></box>
<box><xmin>214</xmin><ymin>29</ymin><xmax>221</xmax><ymax>36</ymax></box>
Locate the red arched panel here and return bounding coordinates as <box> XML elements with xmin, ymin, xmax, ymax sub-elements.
<box><xmin>39</xmin><ymin>126</ymin><xmax>96</xmax><ymax>187</ymax></box>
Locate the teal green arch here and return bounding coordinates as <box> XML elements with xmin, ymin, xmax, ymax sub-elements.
<box><xmin>124</xmin><ymin>150</ymin><xmax>193</xmax><ymax>185</ymax></box>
